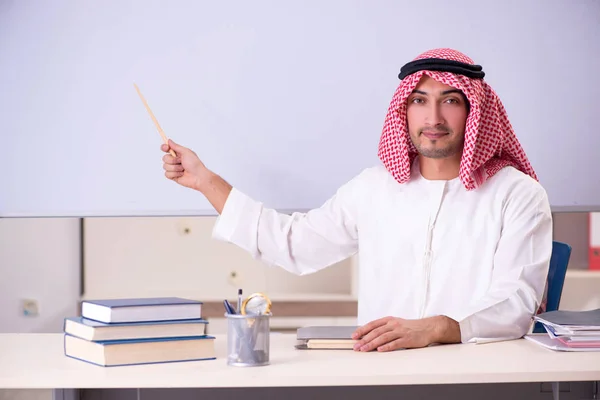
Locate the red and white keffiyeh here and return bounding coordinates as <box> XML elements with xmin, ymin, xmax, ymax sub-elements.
<box><xmin>378</xmin><ymin>48</ymin><xmax>537</xmax><ymax>189</ymax></box>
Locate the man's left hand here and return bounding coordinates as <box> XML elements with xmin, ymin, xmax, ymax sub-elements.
<box><xmin>351</xmin><ymin>315</ymin><xmax>460</xmax><ymax>352</ymax></box>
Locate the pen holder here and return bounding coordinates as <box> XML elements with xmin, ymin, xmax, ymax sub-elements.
<box><xmin>225</xmin><ymin>312</ymin><xmax>271</xmax><ymax>367</ymax></box>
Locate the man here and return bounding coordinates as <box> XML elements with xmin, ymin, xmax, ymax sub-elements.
<box><xmin>161</xmin><ymin>48</ymin><xmax>553</xmax><ymax>352</ymax></box>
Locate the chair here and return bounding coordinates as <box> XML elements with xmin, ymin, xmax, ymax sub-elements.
<box><xmin>532</xmin><ymin>240</ymin><xmax>572</xmax><ymax>333</ymax></box>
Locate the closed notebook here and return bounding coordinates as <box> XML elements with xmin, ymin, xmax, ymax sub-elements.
<box><xmin>534</xmin><ymin>309</ymin><xmax>600</xmax><ymax>328</ymax></box>
<box><xmin>296</xmin><ymin>326</ymin><xmax>359</xmax><ymax>350</ymax></box>
<box><xmin>64</xmin><ymin>316</ymin><xmax>208</xmax><ymax>341</ymax></box>
<box><xmin>81</xmin><ymin>297</ymin><xmax>202</xmax><ymax>323</ymax></box>
<box><xmin>64</xmin><ymin>334</ymin><xmax>216</xmax><ymax>366</ymax></box>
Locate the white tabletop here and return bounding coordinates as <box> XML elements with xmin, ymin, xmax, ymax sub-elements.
<box><xmin>0</xmin><ymin>333</ymin><xmax>599</xmax><ymax>389</ymax></box>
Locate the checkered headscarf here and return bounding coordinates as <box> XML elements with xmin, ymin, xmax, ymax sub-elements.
<box><xmin>378</xmin><ymin>48</ymin><xmax>537</xmax><ymax>189</ymax></box>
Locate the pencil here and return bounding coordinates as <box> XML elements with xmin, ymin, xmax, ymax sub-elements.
<box><xmin>133</xmin><ymin>83</ymin><xmax>177</xmax><ymax>157</ymax></box>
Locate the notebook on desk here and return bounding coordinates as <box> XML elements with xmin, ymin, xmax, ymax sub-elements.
<box><xmin>295</xmin><ymin>326</ymin><xmax>359</xmax><ymax>350</ymax></box>
<box><xmin>524</xmin><ymin>334</ymin><xmax>600</xmax><ymax>352</ymax></box>
<box><xmin>534</xmin><ymin>308</ymin><xmax>600</xmax><ymax>330</ymax></box>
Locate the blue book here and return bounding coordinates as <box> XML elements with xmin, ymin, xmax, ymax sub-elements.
<box><xmin>81</xmin><ymin>297</ymin><xmax>203</xmax><ymax>323</ymax></box>
<box><xmin>64</xmin><ymin>333</ymin><xmax>216</xmax><ymax>367</ymax></box>
<box><xmin>64</xmin><ymin>316</ymin><xmax>208</xmax><ymax>341</ymax></box>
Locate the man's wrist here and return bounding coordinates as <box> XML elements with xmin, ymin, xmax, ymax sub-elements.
<box><xmin>194</xmin><ymin>169</ymin><xmax>217</xmax><ymax>194</ymax></box>
<box><xmin>195</xmin><ymin>170</ymin><xmax>233</xmax><ymax>214</ymax></box>
<box><xmin>430</xmin><ymin>315</ymin><xmax>461</xmax><ymax>344</ymax></box>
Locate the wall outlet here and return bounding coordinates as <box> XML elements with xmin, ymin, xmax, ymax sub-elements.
<box><xmin>22</xmin><ymin>299</ymin><xmax>39</xmax><ymax>317</ymax></box>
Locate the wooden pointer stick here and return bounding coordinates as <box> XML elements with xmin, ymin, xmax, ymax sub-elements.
<box><xmin>133</xmin><ymin>83</ymin><xmax>177</xmax><ymax>157</ymax></box>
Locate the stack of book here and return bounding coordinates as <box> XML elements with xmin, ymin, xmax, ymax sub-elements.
<box><xmin>63</xmin><ymin>297</ymin><xmax>216</xmax><ymax>366</ymax></box>
<box><xmin>525</xmin><ymin>308</ymin><xmax>600</xmax><ymax>351</ymax></box>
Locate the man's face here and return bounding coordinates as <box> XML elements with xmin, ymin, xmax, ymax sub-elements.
<box><xmin>406</xmin><ymin>75</ymin><xmax>468</xmax><ymax>159</ymax></box>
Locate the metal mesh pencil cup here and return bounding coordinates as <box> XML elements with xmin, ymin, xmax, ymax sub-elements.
<box><xmin>225</xmin><ymin>312</ymin><xmax>271</xmax><ymax>367</ymax></box>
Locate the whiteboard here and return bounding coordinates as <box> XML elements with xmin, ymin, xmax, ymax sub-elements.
<box><xmin>1</xmin><ymin>0</ymin><xmax>599</xmax><ymax>217</ymax></box>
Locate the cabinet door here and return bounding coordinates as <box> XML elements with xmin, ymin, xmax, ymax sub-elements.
<box><xmin>83</xmin><ymin>216</ymin><xmax>268</xmax><ymax>300</ymax></box>
<box><xmin>82</xmin><ymin>216</ymin><xmax>354</xmax><ymax>301</ymax></box>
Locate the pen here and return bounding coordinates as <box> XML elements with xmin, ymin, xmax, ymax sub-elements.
<box><xmin>237</xmin><ymin>289</ymin><xmax>243</xmax><ymax>314</ymax></box>
<box><xmin>223</xmin><ymin>299</ymin><xmax>236</xmax><ymax>315</ymax></box>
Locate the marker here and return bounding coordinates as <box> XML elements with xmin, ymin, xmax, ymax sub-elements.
<box><xmin>237</xmin><ymin>289</ymin><xmax>243</xmax><ymax>314</ymax></box>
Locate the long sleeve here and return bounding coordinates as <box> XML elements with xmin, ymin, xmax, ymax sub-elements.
<box><xmin>447</xmin><ymin>183</ymin><xmax>553</xmax><ymax>343</ymax></box>
<box><xmin>211</xmin><ymin>173</ymin><xmax>365</xmax><ymax>276</ymax></box>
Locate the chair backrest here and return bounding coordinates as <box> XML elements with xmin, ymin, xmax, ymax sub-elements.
<box><xmin>532</xmin><ymin>240</ymin><xmax>572</xmax><ymax>333</ymax></box>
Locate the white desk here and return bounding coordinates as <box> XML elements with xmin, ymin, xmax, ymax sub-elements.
<box><xmin>1</xmin><ymin>333</ymin><xmax>599</xmax><ymax>400</ymax></box>
<box><xmin>1</xmin><ymin>333</ymin><xmax>599</xmax><ymax>387</ymax></box>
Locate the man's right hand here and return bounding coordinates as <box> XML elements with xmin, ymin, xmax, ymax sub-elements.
<box><xmin>161</xmin><ymin>139</ymin><xmax>233</xmax><ymax>214</ymax></box>
<box><xmin>161</xmin><ymin>139</ymin><xmax>210</xmax><ymax>192</ymax></box>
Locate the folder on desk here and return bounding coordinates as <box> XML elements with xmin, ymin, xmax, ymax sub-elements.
<box><xmin>295</xmin><ymin>326</ymin><xmax>358</xmax><ymax>350</ymax></box>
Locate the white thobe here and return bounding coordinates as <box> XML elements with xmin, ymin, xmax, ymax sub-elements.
<box><xmin>212</xmin><ymin>160</ymin><xmax>553</xmax><ymax>343</ymax></box>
